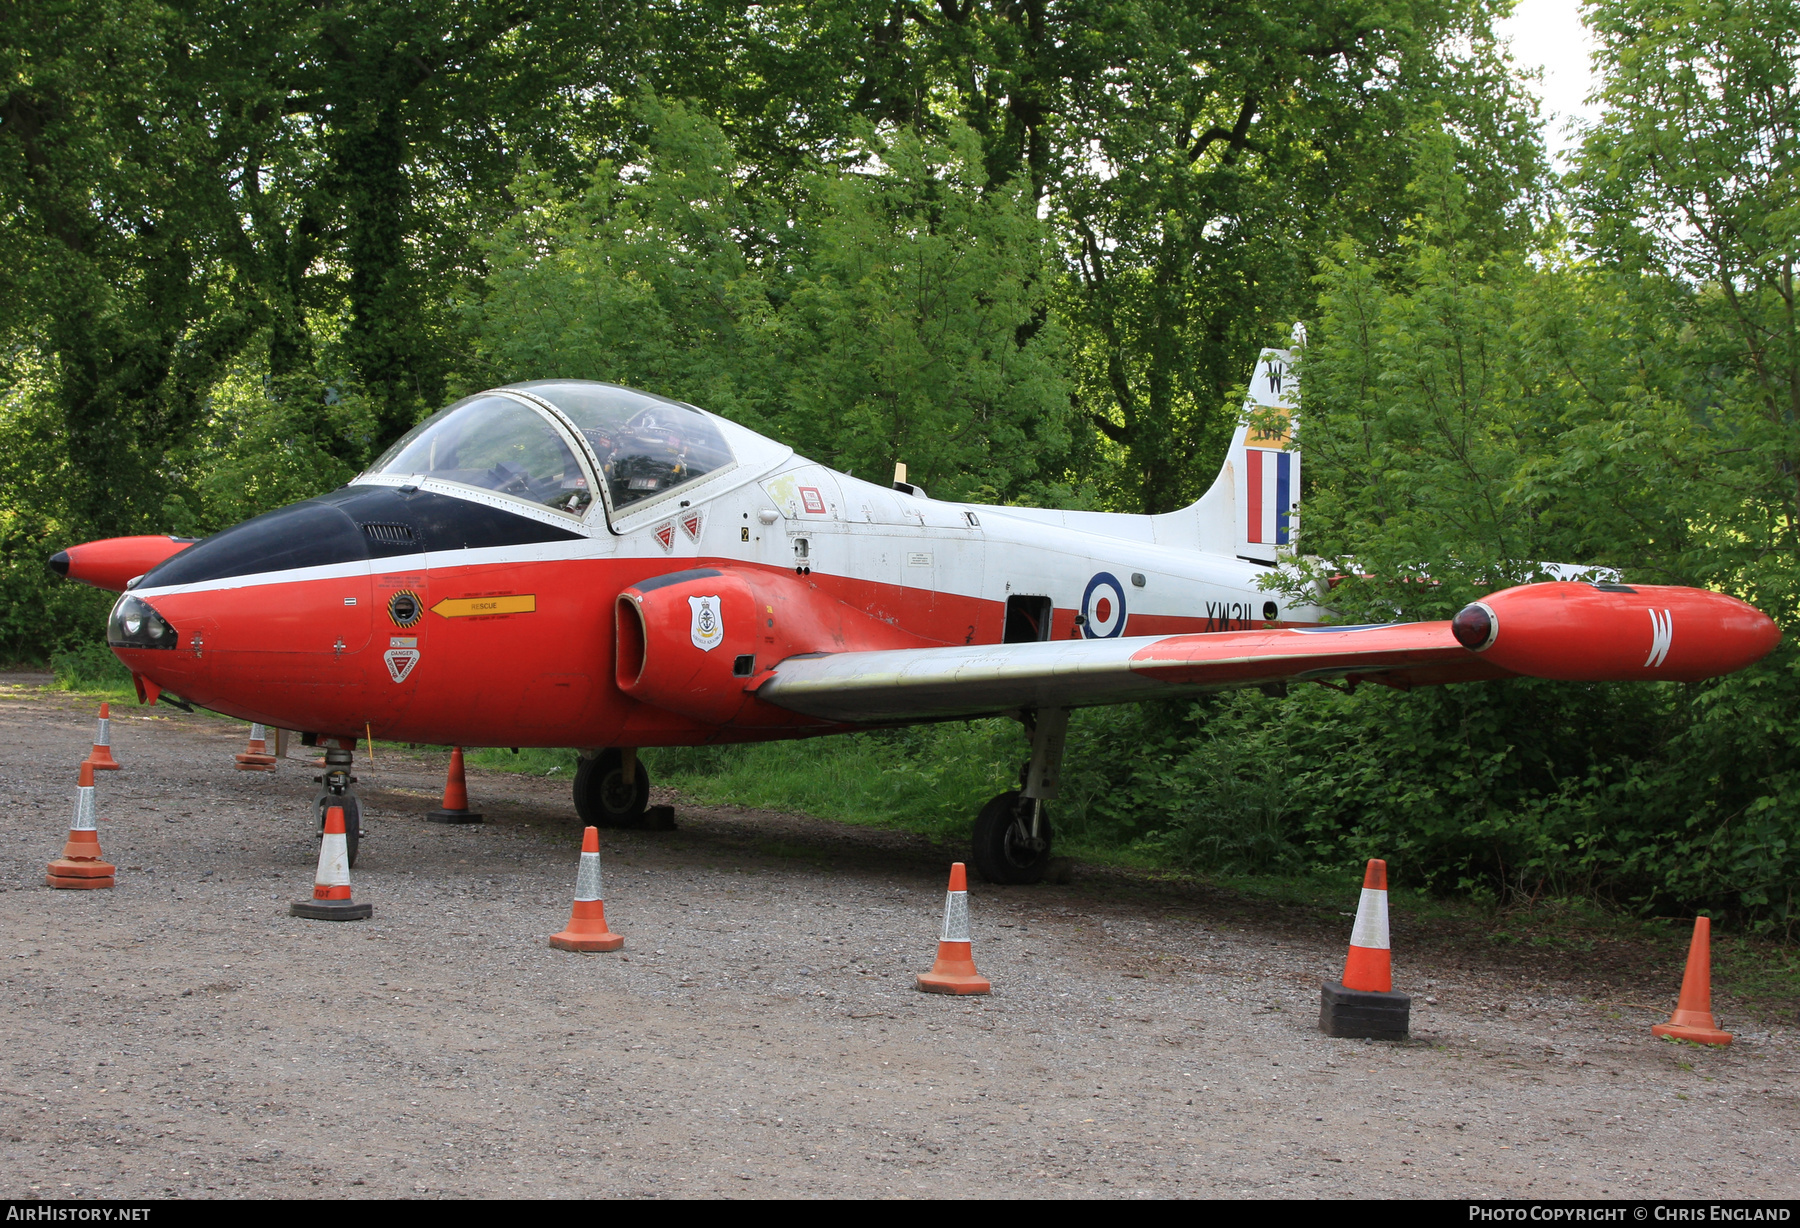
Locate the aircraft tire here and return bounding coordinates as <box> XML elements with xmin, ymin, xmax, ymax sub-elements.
<box><xmin>314</xmin><ymin>792</ymin><xmax>362</xmax><ymax>868</ymax></box>
<box><xmin>574</xmin><ymin>749</ymin><xmax>652</xmax><ymax>828</ymax></box>
<box><xmin>971</xmin><ymin>790</ymin><xmax>1052</xmax><ymax>885</ymax></box>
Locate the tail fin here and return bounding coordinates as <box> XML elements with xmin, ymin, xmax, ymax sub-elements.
<box><xmin>1153</xmin><ymin>346</ymin><xmax>1299</xmax><ymax>561</ymax></box>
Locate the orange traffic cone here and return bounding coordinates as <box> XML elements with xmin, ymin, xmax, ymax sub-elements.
<box><xmin>1319</xmin><ymin>858</ymin><xmax>1410</xmax><ymax>1039</ymax></box>
<box><xmin>47</xmin><ymin>762</ymin><xmax>115</xmax><ymax>889</ymax></box>
<box><xmin>426</xmin><ymin>747</ymin><xmax>483</xmax><ymax>823</ymax></box>
<box><xmin>916</xmin><ymin>863</ymin><xmax>990</xmax><ymax>995</ymax></box>
<box><xmin>550</xmin><ymin>826</ymin><xmax>623</xmax><ymax>951</ymax></box>
<box><xmin>290</xmin><ymin>806</ymin><xmax>371</xmax><ymax>920</ymax></box>
<box><xmin>1652</xmin><ymin>917</ymin><xmax>1733</xmax><ymax>1046</ymax></box>
<box><xmin>82</xmin><ymin>703</ymin><xmax>120</xmax><ymax>771</ymax></box>
<box><xmin>233</xmin><ymin>723</ymin><xmax>277</xmax><ymax>771</ymax></box>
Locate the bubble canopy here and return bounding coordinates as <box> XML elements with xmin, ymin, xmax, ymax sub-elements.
<box><xmin>365</xmin><ymin>381</ymin><xmax>735</xmax><ymax>521</ymax></box>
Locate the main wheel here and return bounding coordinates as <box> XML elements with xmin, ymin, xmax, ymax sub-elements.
<box><xmin>971</xmin><ymin>789</ymin><xmax>1053</xmax><ymax>885</ymax></box>
<box><xmin>574</xmin><ymin>749</ymin><xmax>651</xmax><ymax>827</ymax></box>
<box><xmin>314</xmin><ymin>792</ymin><xmax>362</xmax><ymax>868</ymax></box>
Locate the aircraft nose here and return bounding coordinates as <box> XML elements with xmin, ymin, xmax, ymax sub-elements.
<box><xmin>47</xmin><ymin>550</ymin><xmax>69</xmax><ymax>578</ymax></box>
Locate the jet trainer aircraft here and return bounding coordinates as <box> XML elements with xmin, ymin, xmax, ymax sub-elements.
<box><xmin>51</xmin><ymin>349</ymin><xmax>1781</xmax><ymax>882</ymax></box>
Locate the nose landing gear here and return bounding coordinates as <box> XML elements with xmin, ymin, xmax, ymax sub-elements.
<box><xmin>574</xmin><ymin>747</ymin><xmax>652</xmax><ymax>827</ymax></box>
<box><xmin>313</xmin><ymin>743</ymin><xmax>362</xmax><ymax>867</ymax></box>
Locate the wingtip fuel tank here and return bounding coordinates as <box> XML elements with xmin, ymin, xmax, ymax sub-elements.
<box><xmin>1453</xmin><ymin>582</ymin><xmax>1781</xmax><ymax>683</ymax></box>
<box><xmin>47</xmin><ymin>536</ymin><xmax>196</xmax><ymax>593</ymax></box>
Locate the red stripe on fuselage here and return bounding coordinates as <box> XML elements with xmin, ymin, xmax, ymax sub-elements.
<box><xmin>119</xmin><ymin>558</ymin><xmax>1251</xmax><ymax>746</ymax></box>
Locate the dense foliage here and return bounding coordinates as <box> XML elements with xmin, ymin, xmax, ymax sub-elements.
<box><xmin>7</xmin><ymin>0</ymin><xmax>1799</xmax><ymax>920</ymax></box>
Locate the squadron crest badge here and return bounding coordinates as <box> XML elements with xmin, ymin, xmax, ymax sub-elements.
<box><xmin>688</xmin><ymin>595</ymin><xmax>723</xmax><ymax>651</ymax></box>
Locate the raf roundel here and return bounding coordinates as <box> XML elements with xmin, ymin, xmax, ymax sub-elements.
<box><xmin>1081</xmin><ymin>572</ymin><xmax>1128</xmax><ymax>638</ymax></box>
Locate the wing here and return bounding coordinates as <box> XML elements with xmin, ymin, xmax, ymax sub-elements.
<box><xmin>755</xmin><ymin>621</ymin><xmax>1504</xmax><ymax>723</ymax></box>
<box><xmin>753</xmin><ymin>580</ymin><xmax>1780</xmax><ymax>724</ymax></box>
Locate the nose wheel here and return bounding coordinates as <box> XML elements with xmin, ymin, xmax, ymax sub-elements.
<box><xmin>313</xmin><ymin>746</ymin><xmax>361</xmax><ymax>867</ymax></box>
<box><xmin>314</xmin><ymin>791</ymin><xmax>362</xmax><ymax>868</ymax></box>
<box><xmin>574</xmin><ymin>748</ymin><xmax>651</xmax><ymax>827</ymax></box>
<box><xmin>971</xmin><ymin>789</ymin><xmax>1053</xmax><ymax>885</ymax></box>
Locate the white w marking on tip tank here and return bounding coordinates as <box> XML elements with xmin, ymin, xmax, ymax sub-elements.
<box><xmin>1646</xmin><ymin>608</ymin><xmax>1673</xmax><ymax>668</ymax></box>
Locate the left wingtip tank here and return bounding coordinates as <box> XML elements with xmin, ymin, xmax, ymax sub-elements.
<box><xmin>47</xmin><ymin>535</ymin><xmax>195</xmax><ymax>592</ymax></box>
<box><xmin>1456</xmin><ymin>582</ymin><xmax>1781</xmax><ymax>683</ymax></box>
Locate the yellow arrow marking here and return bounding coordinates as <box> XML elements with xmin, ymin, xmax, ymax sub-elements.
<box><xmin>431</xmin><ymin>594</ymin><xmax>536</xmax><ymax>618</ymax></box>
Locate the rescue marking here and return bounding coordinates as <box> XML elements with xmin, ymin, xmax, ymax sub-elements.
<box><xmin>431</xmin><ymin>594</ymin><xmax>536</xmax><ymax>618</ymax></box>
<box><xmin>389</xmin><ymin>636</ymin><xmax>417</xmax><ymax>648</ymax></box>
<box><xmin>689</xmin><ymin>595</ymin><xmax>724</xmax><ymax>651</ymax></box>
<box><xmin>1646</xmin><ymin>608</ymin><xmax>1674</xmax><ymax>667</ymax></box>
<box><xmin>383</xmin><ymin>648</ymin><xmax>420</xmax><ymax>683</ymax></box>
<box><xmin>800</xmin><ymin>486</ymin><xmax>827</xmax><ymax>515</ymax></box>
<box><xmin>654</xmin><ymin>521</ymin><xmax>676</xmax><ymax>552</ymax></box>
<box><xmin>681</xmin><ymin>510</ymin><xmax>703</xmax><ymax>541</ymax></box>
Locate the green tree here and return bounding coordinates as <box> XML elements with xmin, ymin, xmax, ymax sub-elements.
<box><xmin>467</xmin><ymin>103</ymin><xmax>1073</xmax><ymax>503</ymax></box>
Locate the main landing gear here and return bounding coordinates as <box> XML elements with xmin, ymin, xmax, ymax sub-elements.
<box><xmin>312</xmin><ymin>742</ymin><xmax>362</xmax><ymax>867</ymax></box>
<box><xmin>574</xmin><ymin>747</ymin><xmax>652</xmax><ymax>827</ymax></box>
<box><xmin>970</xmin><ymin>708</ymin><xmax>1069</xmax><ymax>886</ymax></box>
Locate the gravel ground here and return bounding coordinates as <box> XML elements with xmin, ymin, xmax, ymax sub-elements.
<box><xmin>1</xmin><ymin>678</ymin><xmax>1795</xmax><ymax>1199</ymax></box>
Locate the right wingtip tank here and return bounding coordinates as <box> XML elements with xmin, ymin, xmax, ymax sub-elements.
<box><xmin>1457</xmin><ymin>582</ymin><xmax>1780</xmax><ymax>683</ymax></box>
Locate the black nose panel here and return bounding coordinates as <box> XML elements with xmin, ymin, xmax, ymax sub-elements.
<box><xmin>138</xmin><ymin>485</ymin><xmax>586</xmax><ymax>588</ymax></box>
<box><xmin>141</xmin><ymin>500</ymin><xmax>368</xmax><ymax>588</ymax></box>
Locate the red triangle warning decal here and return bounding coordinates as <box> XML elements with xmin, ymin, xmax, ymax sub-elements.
<box><xmin>654</xmin><ymin>522</ymin><xmax>676</xmax><ymax>552</ymax></box>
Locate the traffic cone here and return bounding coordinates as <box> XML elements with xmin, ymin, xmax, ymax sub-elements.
<box><xmin>82</xmin><ymin>703</ymin><xmax>120</xmax><ymax>771</ymax></box>
<box><xmin>290</xmin><ymin>805</ymin><xmax>371</xmax><ymax>920</ymax></box>
<box><xmin>1319</xmin><ymin>858</ymin><xmax>1410</xmax><ymax>1039</ymax></box>
<box><xmin>549</xmin><ymin>826</ymin><xmax>623</xmax><ymax>951</ymax></box>
<box><xmin>47</xmin><ymin>762</ymin><xmax>115</xmax><ymax>889</ymax></box>
<box><xmin>1652</xmin><ymin>917</ymin><xmax>1733</xmax><ymax>1046</ymax></box>
<box><xmin>916</xmin><ymin>863</ymin><xmax>990</xmax><ymax>994</ymax></box>
<box><xmin>426</xmin><ymin>747</ymin><xmax>483</xmax><ymax>823</ymax></box>
<box><xmin>233</xmin><ymin>723</ymin><xmax>277</xmax><ymax>771</ymax></box>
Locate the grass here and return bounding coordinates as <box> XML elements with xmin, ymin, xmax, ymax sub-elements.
<box><xmin>46</xmin><ymin>642</ymin><xmax>139</xmax><ymax>699</ymax></box>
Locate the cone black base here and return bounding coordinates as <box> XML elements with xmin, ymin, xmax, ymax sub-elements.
<box><xmin>290</xmin><ymin>898</ymin><xmax>373</xmax><ymax>920</ymax></box>
<box><xmin>1319</xmin><ymin>981</ymin><xmax>1410</xmax><ymax>1040</ymax></box>
<box><xmin>425</xmin><ymin>807</ymin><xmax>484</xmax><ymax>824</ymax></box>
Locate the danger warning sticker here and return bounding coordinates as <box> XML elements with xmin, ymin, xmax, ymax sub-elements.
<box><xmin>384</xmin><ymin>648</ymin><xmax>420</xmax><ymax>683</ymax></box>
